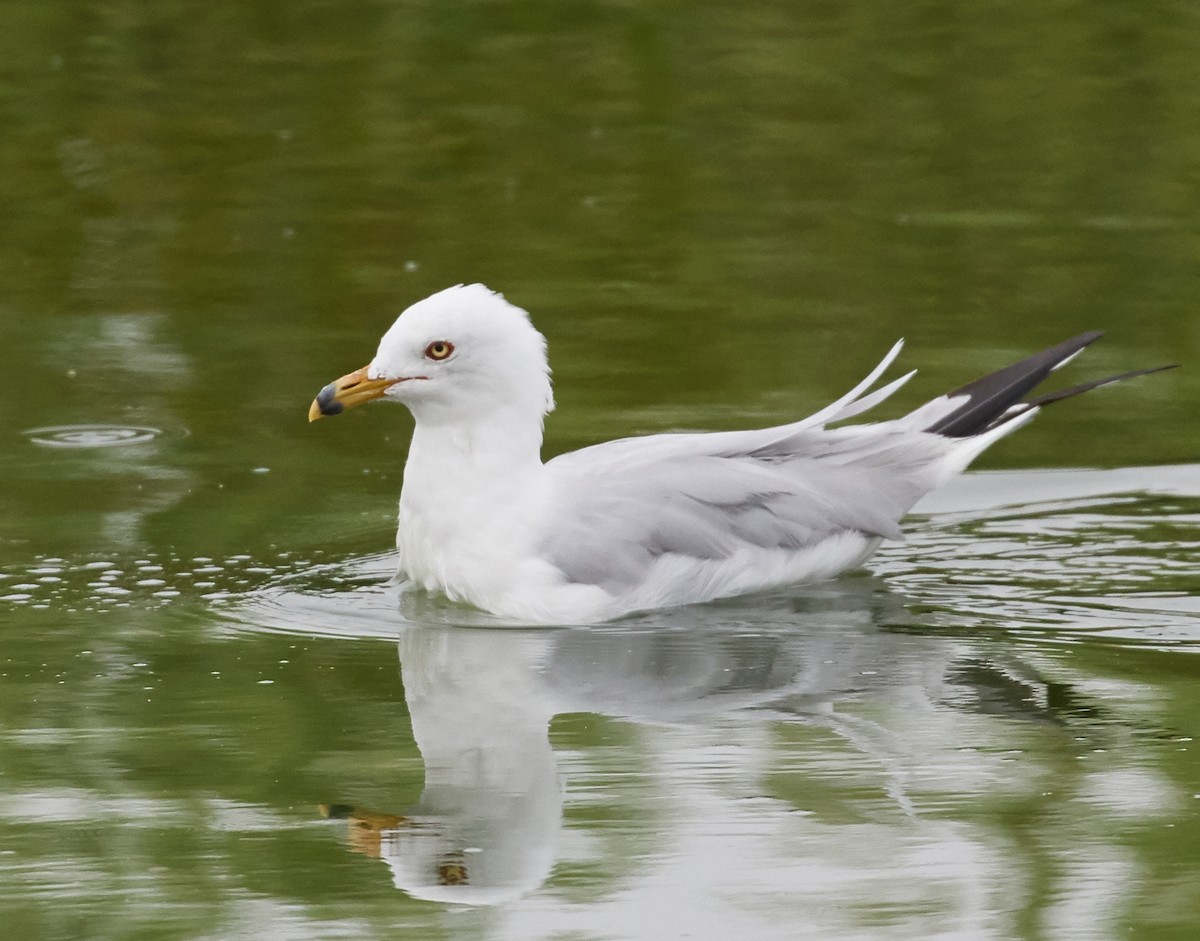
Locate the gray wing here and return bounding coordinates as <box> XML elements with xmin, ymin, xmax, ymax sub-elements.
<box><xmin>541</xmin><ymin>424</ymin><xmax>951</xmax><ymax>594</ymax></box>
<box><xmin>538</xmin><ymin>329</ymin><xmax>1155</xmax><ymax>596</ymax></box>
<box><xmin>538</xmin><ymin>341</ymin><xmax>974</xmax><ymax>594</ymax></box>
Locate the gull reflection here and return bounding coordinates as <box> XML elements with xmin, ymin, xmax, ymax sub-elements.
<box><xmin>367</xmin><ymin>626</ymin><xmax>560</xmax><ymax>905</ymax></box>
<box><xmin>318</xmin><ymin>576</ymin><xmax>1177</xmax><ymax>931</ymax></box>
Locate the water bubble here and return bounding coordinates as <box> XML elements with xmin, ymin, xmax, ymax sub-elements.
<box><xmin>23</xmin><ymin>425</ymin><xmax>164</xmax><ymax>449</ymax></box>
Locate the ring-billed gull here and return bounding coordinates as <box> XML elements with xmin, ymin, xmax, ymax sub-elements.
<box><xmin>309</xmin><ymin>284</ymin><xmax>1170</xmax><ymax>624</ymax></box>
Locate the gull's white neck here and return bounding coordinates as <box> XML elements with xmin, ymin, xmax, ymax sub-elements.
<box><xmin>407</xmin><ymin>402</ymin><xmax>545</xmax><ymax>478</ymax></box>
<box><xmin>396</xmin><ymin>405</ymin><xmax>547</xmax><ymax>600</ymax></box>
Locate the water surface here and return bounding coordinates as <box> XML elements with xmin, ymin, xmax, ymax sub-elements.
<box><xmin>2</xmin><ymin>2</ymin><xmax>1199</xmax><ymax>939</ymax></box>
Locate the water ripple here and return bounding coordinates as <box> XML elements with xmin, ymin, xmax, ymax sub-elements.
<box><xmin>2</xmin><ymin>466</ymin><xmax>1197</xmax><ymax>648</ymax></box>
<box><xmin>22</xmin><ymin>424</ymin><xmax>167</xmax><ymax>448</ymax></box>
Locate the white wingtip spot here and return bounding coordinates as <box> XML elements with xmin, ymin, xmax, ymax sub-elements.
<box><xmin>1051</xmin><ymin>347</ymin><xmax>1086</xmax><ymax>371</ymax></box>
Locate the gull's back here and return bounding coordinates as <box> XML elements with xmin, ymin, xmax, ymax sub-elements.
<box><xmin>537</xmin><ymin>333</ymin><xmax>1169</xmax><ymax>621</ymax></box>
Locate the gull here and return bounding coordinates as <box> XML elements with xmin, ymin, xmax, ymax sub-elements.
<box><xmin>308</xmin><ymin>284</ymin><xmax>1170</xmax><ymax>624</ymax></box>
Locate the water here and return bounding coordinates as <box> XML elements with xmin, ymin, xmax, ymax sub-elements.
<box><xmin>3</xmin><ymin>2</ymin><xmax>1200</xmax><ymax>939</ymax></box>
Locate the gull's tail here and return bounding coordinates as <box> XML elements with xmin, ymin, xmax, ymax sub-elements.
<box><xmin>921</xmin><ymin>332</ymin><xmax>1176</xmax><ymax>439</ymax></box>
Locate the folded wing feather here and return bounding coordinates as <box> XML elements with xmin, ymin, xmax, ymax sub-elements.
<box><xmin>540</xmin><ymin>344</ymin><xmax>946</xmax><ymax>593</ymax></box>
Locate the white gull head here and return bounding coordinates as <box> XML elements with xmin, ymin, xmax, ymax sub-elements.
<box><xmin>308</xmin><ymin>283</ymin><xmax>584</xmax><ymax>621</ymax></box>
<box><xmin>368</xmin><ymin>284</ymin><xmax>554</xmax><ymax>426</ymax></box>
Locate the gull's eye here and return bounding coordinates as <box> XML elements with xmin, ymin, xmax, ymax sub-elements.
<box><xmin>424</xmin><ymin>340</ymin><xmax>455</xmax><ymax>361</ymax></box>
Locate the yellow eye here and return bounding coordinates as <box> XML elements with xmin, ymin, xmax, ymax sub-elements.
<box><xmin>424</xmin><ymin>340</ymin><xmax>454</xmax><ymax>361</ymax></box>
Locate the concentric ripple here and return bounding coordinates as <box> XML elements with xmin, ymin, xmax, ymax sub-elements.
<box><xmin>23</xmin><ymin>424</ymin><xmax>165</xmax><ymax>448</ymax></box>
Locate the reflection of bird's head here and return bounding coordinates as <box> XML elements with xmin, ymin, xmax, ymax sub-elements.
<box><xmin>381</xmin><ymin>820</ymin><xmax>555</xmax><ymax>906</ymax></box>
<box><xmin>309</xmin><ymin>284</ymin><xmax>554</xmax><ymax>426</ymax></box>
<box><xmin>322</xmin><ymin>801</ymin><xmax>554</xmax><ymax>906</ymax></box>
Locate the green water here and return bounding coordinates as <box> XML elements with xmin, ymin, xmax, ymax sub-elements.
<box><xmin>3</xmin><ymin>2</ymin><xmax>1200</xmax><ymax>938</ymax></box>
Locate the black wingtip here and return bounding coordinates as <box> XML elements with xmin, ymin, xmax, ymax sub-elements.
<box><xmin>928</xmin><ymin>332</ymin><xmax>1108</xmax><ymax>438</ymax></box>
<box><xmin>1022</xmin><ymin>363</ymin><xmax>1179</xmax><ymax>408</ymax></box>
<box><xmin>926</xmin><ymin>333</ymin><xmax>1175</xmax><ymax>439</ymax></box>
